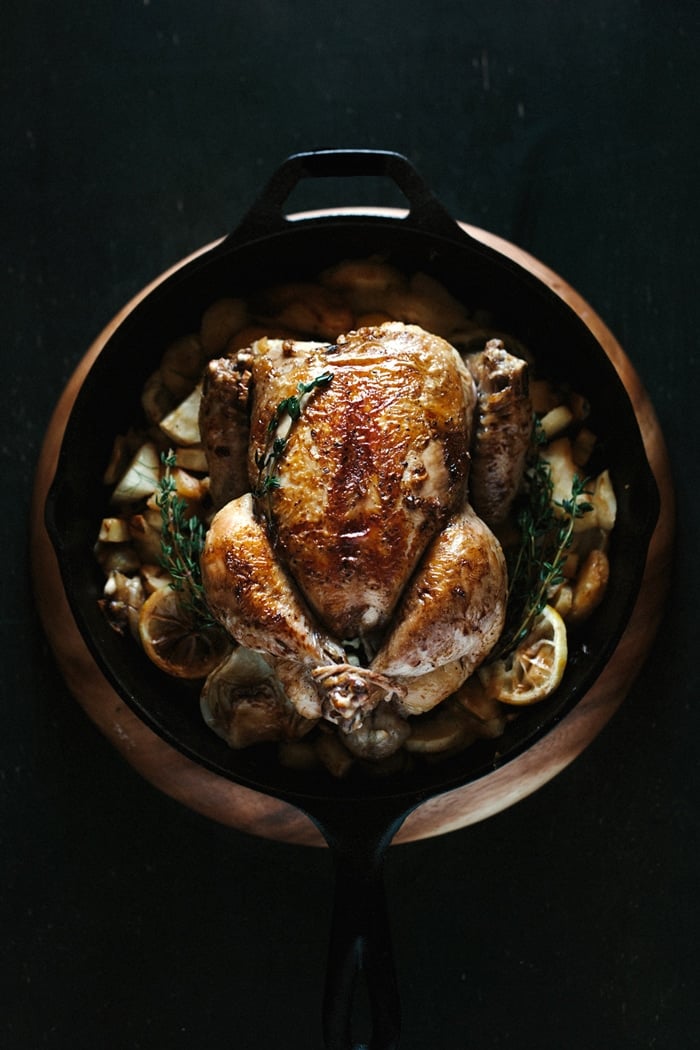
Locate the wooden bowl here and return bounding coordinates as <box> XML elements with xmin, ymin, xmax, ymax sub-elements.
<box><xmin>31</xmin><ymin>214</ymin><xmax>673</xmax><ymax>847</ymax></box>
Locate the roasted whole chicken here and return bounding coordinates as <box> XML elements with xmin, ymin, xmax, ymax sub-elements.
<box><xmin>199</xmin><ymin>322</ymin><xmax>532</xmax><ymax>751</ymax></box>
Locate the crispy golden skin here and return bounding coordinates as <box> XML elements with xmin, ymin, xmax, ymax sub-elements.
<box><xmin>200</xmin><ymin>322</ymin><xmax>511</xmax><ymax>730</ymax></box>
<box><xmin>246</xmin><ymin>323</ymin><xmax>477</xmax><ymax>638</ymax></box>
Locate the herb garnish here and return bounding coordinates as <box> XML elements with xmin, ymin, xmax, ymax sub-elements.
<box><xmin>156</xmin><ymin>450</ymin><xmax>216</xmax><ymax>630</ymax></box>
<box><xmin>494</xmin><ymin>427</ymin><xmax>594</xmax><ymax>658</ymax></box>
<box><xmin>254</xmin><ymin>371</ymin><xmax>334</xmax><ymax>509</ymax></box>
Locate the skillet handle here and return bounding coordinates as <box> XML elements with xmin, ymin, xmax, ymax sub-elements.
<box><xmin>225</xmin><ymin>148</ymin><xmax>464</xmax><ymax>245</ymax></box>
<box><xmin>311</xmin><ymin>804</ymin><xmax>409</xmax><ymax>1050</ymax></box>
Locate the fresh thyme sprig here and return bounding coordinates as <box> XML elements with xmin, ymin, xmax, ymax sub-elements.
<box><xmin>494</xmin><ymin>431</ymin><xmax>594</xmax><ymax>658</ymax></box>
<box><xmin>156</xmin><ymin>450</ymin><xmax>216</xmax><ymax>630</ymax></box>
<box><xmin>254</xmin><ymin>371</ymin><xmax>334</xmax><ymax>509</ymax></box>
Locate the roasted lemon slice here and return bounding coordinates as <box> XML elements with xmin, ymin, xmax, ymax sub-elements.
<box><xmin>478</xmin><ymin>605</ymin><xmax>568</xmax><ymax>706</ymax></box>
<box><xmin>138</xmin><ymin>587</ymin><xmax>231</xmax><ymax>679</ymax></box>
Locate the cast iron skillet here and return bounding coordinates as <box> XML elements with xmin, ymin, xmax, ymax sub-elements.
<box><xmin>45</xmin><ymin>149</ymin><xmax>659</xmax><ymax>1049</ymax></box>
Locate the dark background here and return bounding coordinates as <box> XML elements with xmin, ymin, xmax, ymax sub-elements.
<box><xmin>3</xmin><ymin>3</ymin><xmax>698</xmax><ymax>1048</ymax></box>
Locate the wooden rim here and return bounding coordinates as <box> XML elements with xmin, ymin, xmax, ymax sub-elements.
<box><xmin>30</xmin><ymin>214</ymin><xmax>674</xmax><ymax>846</ymax></box>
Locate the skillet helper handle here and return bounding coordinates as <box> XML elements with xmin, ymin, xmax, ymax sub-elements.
<box><xmin>320</xmin><ymin>809</ymin><xmax>406</xmax><ymax>1050</ymax></box>
<box><xmin>226</xmin><ymin>147</ymin><xmax>463</xmax><ymax>245</ymax></box>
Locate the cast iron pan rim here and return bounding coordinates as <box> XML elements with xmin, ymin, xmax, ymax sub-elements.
<box><xmin>45</xmin><ymin>205</ymin><xmax>659</xmax><ymax>809</ymax></box>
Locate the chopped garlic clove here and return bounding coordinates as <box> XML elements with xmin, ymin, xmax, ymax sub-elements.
<box><xmin>159</xmin><ymin>383</ymin><xmax>203</xmax><ymax>446</ymax></box>
<box><xmin>110</xmin><ymin>441</ymin><xmax>162</xmax><ymax>505</ymax></box>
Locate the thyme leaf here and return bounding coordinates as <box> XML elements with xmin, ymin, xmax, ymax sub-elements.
<box><xmin>255</xmin><ymin>370</ymin><xmax>334</xmax><ymax>510</ymax></box>
<box><xmin>156</xmin><ymin>450</ymin><xmax>216</xmax><ymax>630</ymax></box>
<box><xmin>494</xmin><ymin>430</ymin><xmax>594</xmax><ymax>659</ymax></box>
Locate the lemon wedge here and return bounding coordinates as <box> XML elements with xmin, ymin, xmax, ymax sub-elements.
<box><xmin>138</xmin><ymin>587</ymin><xmax>231</xmax><ymax>679</ymax></box>
<box><xmin>478</xmin><ymin>605</ymin><xmax>568</xmax><ymax>706</ymax></box>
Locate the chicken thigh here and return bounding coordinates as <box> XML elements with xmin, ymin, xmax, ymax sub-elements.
<box><xmin>200</xmin><ymin>322</ymin><xmax>516</xmax><ymax>732</ymax></box>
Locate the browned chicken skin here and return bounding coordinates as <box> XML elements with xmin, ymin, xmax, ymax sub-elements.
<box><xmin>246</xmin><ymin>324</ymin><xmax>476</xmax><ymax>638</ymax></box>
<box><xmin>467</xmin><ymin>339</ymin><xmax>532</xmax><ymax>527</ymax></box>
<box><xmin>199</xmin><ymin>353</ymin><xmax>252</xmax><ymax>508</ymax></box>
<box><xmin>201</xmin><ymin>322</ymin><xmax>528</xmax><ymax>732</ymax></box>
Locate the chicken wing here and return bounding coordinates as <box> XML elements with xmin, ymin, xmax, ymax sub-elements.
<box><xmin>467</xmin><ymin>339</ymin><xmax>532</xmax><ymax>526</ymax></box>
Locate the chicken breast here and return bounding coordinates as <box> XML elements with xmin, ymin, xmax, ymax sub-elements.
<box><xmin>246</xmin><ymin>323</ymin><xmax>477</xmax><ymax>639</ymax></box>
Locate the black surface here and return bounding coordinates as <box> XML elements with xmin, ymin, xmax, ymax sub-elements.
<box><xmin>3</xmin><ymin>3</ymin><xmax>697</xmax><ymax>1048</ymax></box>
